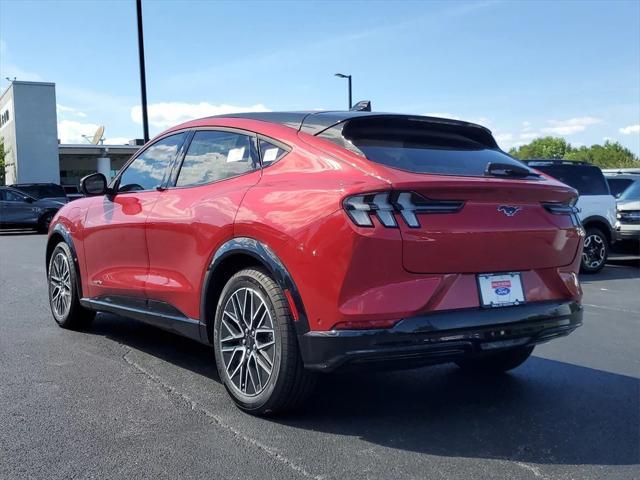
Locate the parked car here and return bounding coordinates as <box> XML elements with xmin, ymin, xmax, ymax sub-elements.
<box><xmin>0</xmin><ymin>186</ymin><xmax>64</xmax><ymax>232</ymax></box>
<box><xmin>525</xmin><ymin>160</ymin><xmax>616</xmax><ymax>273</ymax></box>
<box><xmin>604</xmin><ymin>170</ymin><xmax>640</xmax><ymax>243</ymax></box>
<box><xmin>46</xmin><ymin>112</ymin><xmax>584</xmax><ymax>414</ymax></box>
<box><xmin>62</xmin><ymin>185</ymin><xmax>85</xmax><ymax>201</ymax></box>
<box><xmin>10</xmin><ymin>183</ymin><xmax>68</xmax><ymax>203</ymax></box>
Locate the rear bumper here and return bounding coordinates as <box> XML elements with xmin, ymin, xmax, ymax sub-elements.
<box><xmin>300</xmin><ymin>300</ymin><xmax>582</xmax><ymax>372</ymax></box>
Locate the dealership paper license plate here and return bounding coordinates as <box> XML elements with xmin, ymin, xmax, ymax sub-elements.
<box><xmin>477</xmin><ymin>273</ymin><xmax>525</xmax><ymax>308</ymax></box>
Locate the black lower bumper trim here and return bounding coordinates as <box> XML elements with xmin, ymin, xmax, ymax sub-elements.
<box><xmin>300</xmin><ymin>301</ymin><xmax>582</xmax><ymax>372</ymax></box>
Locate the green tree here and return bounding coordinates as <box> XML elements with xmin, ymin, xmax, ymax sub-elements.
<box><xmin>510</xmin><ymin>136</ymin><xmax>640</xmax><ymax>169</ymax></box>
<box><xmin>509</xmin><ymin>136</ymin><xmax>572</xmax><ymax>160</ymax></box>
<box><xmin>563</xmin><ymin>140</ymin><xmax>639</xmax><ymax>168</ymax></box>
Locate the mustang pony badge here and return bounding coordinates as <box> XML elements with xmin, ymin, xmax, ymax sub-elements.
<box><xmin>497</xmin><ymin>205</ymin><xmax>521</xmax><ymax>217</ymax></box>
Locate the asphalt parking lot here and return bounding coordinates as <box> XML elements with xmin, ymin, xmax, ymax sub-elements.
<box><xmin>1</xmin><ymin>232</ymin><xmax>638</xmax><ymax>480</ymax></box>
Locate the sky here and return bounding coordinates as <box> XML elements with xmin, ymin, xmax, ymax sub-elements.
<box><xmin>1</xmin><ymin>0</ymin><xmax>639</xmax><ymax>154</ymax></box>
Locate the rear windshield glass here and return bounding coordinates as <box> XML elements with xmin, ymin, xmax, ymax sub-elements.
<box><xmin>318</xmin><ymin>117</ymin><xmax>534</xmax><ymax>177</ymax></box>
<box><xmin>606</xmin><ymin>177</ymin><xmax>634</xmax><ymax>197</ymax></box>
<box><xmin>531</xmin><ymin>165</ymin><xmax>610</xmax><ymax>195</ymax></box>
<box><xmin>12</xmin><ymin>184</ymin><xmax>66</xmax><ymax>198</ymax></box>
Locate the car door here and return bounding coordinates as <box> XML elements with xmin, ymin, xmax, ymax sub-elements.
<box><xmin>82</xmin><ymin>132</ymin><xmax>188</xmax><ymax>300</ymax></box>
<box><xmin>145</xmin><ymin>128</ymin><xmax>262</xmax><ymax>320</ymax></box>
<box><xmin>0</xmin><ymin>188</ymin><xmax>37</xmax><ymax>225</ymax></box>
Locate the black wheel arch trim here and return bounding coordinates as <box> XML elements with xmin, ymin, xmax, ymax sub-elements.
<box><xmin>201</xmin><ymin>237</ymin><xmax>310</xmax><ymax>342</ymax></box>
<box><xmin>581</xmin><ymin>215</ymin><xmax>614</xmax><ymax>243</ymax></box>
<box><xmin>46</xmin><ymin>223</ymin><xmax>84</xmax><ymax>298</ymax></box>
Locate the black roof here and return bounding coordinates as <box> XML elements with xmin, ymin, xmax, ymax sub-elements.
<box><xmin>211</xmin><ymin>111</ymin><xmax>494</xmax><ymax>138</ymax></box>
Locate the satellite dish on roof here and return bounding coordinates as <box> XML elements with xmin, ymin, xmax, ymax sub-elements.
<box><xmin>82</xmin><ymin>125</ymin><xmax>105</xmax><ymax>145</ymax></box>
<box><xmin>91</xmin><ymin>125</ymin><xmax>105</xmax><ymax>145</ymax></box>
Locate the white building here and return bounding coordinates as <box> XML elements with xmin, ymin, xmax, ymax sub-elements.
<box><xmin>0</xmin><ymin>81</ymin><xmax>140</xmax><ymax>186</ymax></box>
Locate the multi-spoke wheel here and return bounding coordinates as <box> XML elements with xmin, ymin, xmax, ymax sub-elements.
<box><xmin>219</xmin><ymin>287</ymin><xmax>276</xmax><ymax>396</ymax></box>
<box><xmin>213</xmin><ymin>268</ymin><xmax>315</xmax><ymax>415</ymax></box>
<box><xmin>50</xmin><ymin>251</ymin><xmax>72</xmax><ymax>319</ymax></box>
<box><xmin>48</xmin><ymin>242</ymin><xmax>95</xmax><ymax>329</ymax></box>
<box><xmin>581</xmin><ymin>227</ymin><xmax>608</xmax><ymax>273</ymax></box>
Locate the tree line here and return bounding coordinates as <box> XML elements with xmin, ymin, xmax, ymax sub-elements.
<box><xmin>508</xmin><ymin>136</ymin><xmax>639</xmax><ymax>169</ymax></box>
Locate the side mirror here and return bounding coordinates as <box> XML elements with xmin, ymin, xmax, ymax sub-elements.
<box><xmin>22</xmin><ymin>195</ymin><xmax>34</xmax><ymax>203</ymax></box>
<box><xmin>80</xmin><ymin>173</ymin><xmax>109</xmax><ymax>196</ymax></box>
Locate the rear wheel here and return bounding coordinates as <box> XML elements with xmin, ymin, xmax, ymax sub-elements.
<box><xmin>455</xmin><ymin>346</ymin><xmax>534</xmax><ymax>373</ymax></box>
<box><xmin>48</xmin><ymin>242</ymin><xmax>95</xmax><ymax>329</ymax></box>
<box><xmin>213</xmin><ymin>268</ymin><xmax>315</xmax><ymax>415</ymax></box>
<box><xmin>581</xmin><ymin>227</ymin><xmax>608</xmax><ymax>273</ymax></box>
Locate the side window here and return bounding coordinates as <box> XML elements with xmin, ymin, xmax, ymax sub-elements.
<box><xmin>176</xmin><ymin>130</ymin><xmax>258</xmax><ymax>187</ymax></box>
<box><xmin>259</xmin><ymin>139</ymin><xmax>288</xmax><ymax>166</ymax></box>
<box><xmin>3</xmin><ymin>189</ymin><xmax>25</xmax><ymax>202</ymax></box>
<box><xmin>118</xmin><ymin>133</ymin><xmax>187</xmax><ymax>192</ymax></box>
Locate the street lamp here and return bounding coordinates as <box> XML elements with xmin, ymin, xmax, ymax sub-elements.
<box><xmin>334</xmin><ymin>73</ymin><xmax>352</xmax><ymax>109</ymax></box>
<box><xmin>136</xmin><ymin>0</ymin><xmax>150</xmax><ymax>143</ymax></box>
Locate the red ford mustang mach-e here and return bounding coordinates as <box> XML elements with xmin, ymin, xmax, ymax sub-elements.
<box><xmin>46</xmin><ymin>112</ymin><xmax>584</xmax><ymax>414</ymax></box>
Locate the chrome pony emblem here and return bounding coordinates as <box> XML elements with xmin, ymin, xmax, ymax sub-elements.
<box><xmin>497</xmin><ymin>205</ymin><xmax>521</xmax><ymax>217</ymax></box>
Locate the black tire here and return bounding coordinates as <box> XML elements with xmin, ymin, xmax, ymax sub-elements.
<box><xmin>37</xmin><ymin>211</ymin><xmax>55</xmax><ymax>234</ymax></box>
<box><xmin>581</xmin><ymin>227</ymin><xmax>609</xmax><ymax>273</ymax></box>
<box><xmin>213</xmin><ymin>268</ymin><xmax>315</xmax><ymax>415</ymax></box>
<box><xmin>47</xmin><ymin>242</ymin><xmax>95</xmax><ymax>329</ymax></box>
<box><xmin>455</xmin><ymin>346</ymin><xmax>534</xmax><ymax>373</ymax></box>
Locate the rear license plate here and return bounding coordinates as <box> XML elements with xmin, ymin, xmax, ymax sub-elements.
<box><xmin>477</xmin><ymin>272</ymin><xmax>525</xmax><ymax>308</ymax></box>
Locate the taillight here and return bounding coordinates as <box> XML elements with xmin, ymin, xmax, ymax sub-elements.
<box><xmin>542</xmin><ymin>196</ymin><xmax>581</xmax><ymax>226</ymax></box>
<box><xmin>343</xmin><ymin>191</ymin><xmax>464</xmax><ymax>228</ymax></box>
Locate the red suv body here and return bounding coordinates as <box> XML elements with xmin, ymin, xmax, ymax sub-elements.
<box><xmin>46</xmin><ymin>112</ymin><xmax>584</xmax><ymax>414</ymax></box>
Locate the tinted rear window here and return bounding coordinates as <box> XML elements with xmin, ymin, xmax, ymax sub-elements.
<box><xmin>318</xmin><ymin>117</ymin><xmax>533</xmax><ymax>177</ymax></box>
<box><xmin>606</xmin><ymin>177</ymin><xmax>634</xmax><ymax>197</ymax></box>
<box><xmin>12</xmin><ymin>184</ymin><xmax>66</xmax><ymax>198</ymax></box>
<box><xmin>532</xmin><ymin>165</ymin><xmax>610</xmax><ymax>195</ymax></box>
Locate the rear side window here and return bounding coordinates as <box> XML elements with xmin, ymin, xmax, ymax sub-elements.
<box><xmin>258</xmin><ymin>139</ymin><xmax>288</xmax><ymax>166</ymax></box>
<box><xmin>12</xmin><ymin>184</ymin><xmax>65</xmax><ymax>198</ymax></box>
<box><xmin>176</xmin><ymin>130</ymin><xmax>259</xmax><ymax>187</ymax></box>
<box><xmin>533</xmin><ymin>165</ymin><xmax>610</xmax><ymax>195</ymax></box>
<box><xmin>318</xmin><ymin>117</ymin><xmax>531</xmax><ymax>177</ymax></box>
<box><xmin>606</xmin><ymin>178</ymin><xmax>634</xmax><ymax>197</ymax></box>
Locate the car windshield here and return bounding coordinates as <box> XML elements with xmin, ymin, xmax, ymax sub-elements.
<box><xmin>530</xmin><ymin>164</ymin><xmax>610</xmax><ymax>195</ymax></box>
<box><xmin>618</xmin><ymin>180</ymin><xmax>640</xmax><ymax>201</ymax></box>
<box><xmin>13</xmin><ymin>184</ymin><xmax>66</xmax><ymax>199</ymax></box>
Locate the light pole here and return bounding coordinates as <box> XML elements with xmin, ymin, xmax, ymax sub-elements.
<box><xmin>136</xmin><ymin>0</ymin><xmax>150</xmax><ymax>143</ymax></box>
<box><xmin>334</xmin><ymin>73</ymin><xmax>352</xmax><ymax>109</ymax></box>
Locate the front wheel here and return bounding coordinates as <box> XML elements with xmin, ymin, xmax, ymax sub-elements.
<box><xmin>213</xmin><ymin>268</ymin><xmax>315</xmax><ymax>415</ymax></box>
<box><xmin>48</xmin><ymin>242</ymin><xmax>95</xmax><ymax>329</ymax></box>
<box><xmin>581</xmin><ymin>227</ymin><xmax>609</xmax><ymax>273</ymax></box>
<box><xmin>455</xmin><ymin>346</ymin><xmax>534</xmax><ymax>373</ymax></box>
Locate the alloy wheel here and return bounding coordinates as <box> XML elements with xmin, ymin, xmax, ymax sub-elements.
<box><xmin>219</xmin><ymin>287</ymin><xmax>276</xmax><ymax>397</ymax></box>
<box><xmin>582</xmin><ymin>233</ymin><xmax>606</xmax><ymax>270</ymax></box>
<box><xmin>49</xmin><ymin>252</ymin><xmax>72</xmax><ymax>318</ymax></box>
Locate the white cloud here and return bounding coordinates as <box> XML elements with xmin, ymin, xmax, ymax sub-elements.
<box><xmin>519</xmin><ymin>132</ymin><xmax>540</xmax><ymax>141</ymax></box>
<box><xmin>131</xmin><ymin>102</ymin><xmax>270</xmax><ymax>129</ymax></box>
<box><xmin>56</xmin><ymin>104</ymin><xmax>87</xmax><ymax>118</ymax></box>
<box><xmin>522</xmin><ymin>121</ymin><xmax>532</xmax><ymax>131</ymax></box>
<box><xmin>423</xmin><ymin>112</ymin><xmax>461</xmax><ymax>120</ymax></box>
<box><xmin>494</xmin><ymin>133</ymin><xmax>513</xmax><ymax>142</ymax></box>
<box><xmin>104</xmin><ymin>137</ymin><xmax>132</xmax><ymax>145</ymax></box>
<box><xmin>541</xmin><ymin>116</ymin><xmax>602</xmax><ymax>135</ymax></box>
<box><xmin>619</xmin><ymin>124</ymin><xmax>640</xmax><ymax>135</ymax></box>
<box><xmin>0</xmin><ymin>40</ymin><xmax>42</xmax><ymax>85</ymax></box>
<box><xmin>57</xmin><ymin>120</ymin><xmax>101</xmax><ymax>144</ymax></box>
